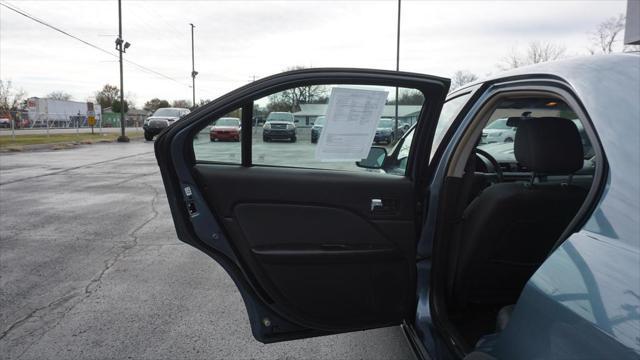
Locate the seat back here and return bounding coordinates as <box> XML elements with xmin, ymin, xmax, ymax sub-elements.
<box><xmin>452</xmin><ymin>117</ymin><xmax>587</xmax><ymax>307</ymax></box>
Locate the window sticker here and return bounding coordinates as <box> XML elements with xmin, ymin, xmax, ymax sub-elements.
<box><xmin>315</xmin><ymin>87</ymin><xmax>388</xmax><ymax>161</ymax></box>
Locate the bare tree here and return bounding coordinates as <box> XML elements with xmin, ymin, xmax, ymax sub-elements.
<box><xmin>267</xmin><ymin>66</ymin><xmax>328</xmax><ymax>112</ymax></box>
<box><xmin>590</xmin><ymin>14</ymin><xmax>625</xmax><ymax>54</ymax></box>
<box><xmin>451</xmin><ymin>70</ymin><xmax>479</xmax><ymax>90</ymax></box>
<box><xmin>0</xmin><ymin>80</ymin><xmax>27</xmax><ymax>111</ymax></box>
<box><xmin>589</xmin><ymin>14</ymin><xmax>640</xmax><ymax>54</ymax></box>
<box><xmin>46</xmin><ymin>91</ymin><xmax>72</xmax><ymax>101</ymax></box>
<box><xmin>499</xmin><ymin>41</ymin><xmax>566</xmax><ymax>70</ymax></box>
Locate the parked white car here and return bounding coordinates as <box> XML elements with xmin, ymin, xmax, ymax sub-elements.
<box><xmin>480</xmin><ymin>118</ymin><xmax>516</xmax><ymax>144</ymax></box>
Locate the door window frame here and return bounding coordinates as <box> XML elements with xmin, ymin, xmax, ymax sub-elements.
<box><xmin>422</xmin><ymin>78</ymin><xmax>609</xmax><ymax>357</ymax></box>
<box><xmin>188</xmin><ymin>71</ymin><xmax>448</xmax><ymax>181</ymax></box>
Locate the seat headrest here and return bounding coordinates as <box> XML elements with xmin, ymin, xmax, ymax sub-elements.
<box><xmin>514</xmin><ymin>117</ymin><xmax>584</xmax><ymax>174</ymax></box>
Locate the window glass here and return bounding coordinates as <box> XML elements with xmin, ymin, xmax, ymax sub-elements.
<box><xmin>359</xmin><ymin>92</ymin><xmax>472</xmax><ymax>176</ymax></box>
<box><xmin>429</xmin><ymin>92</ymin><xmax>473</xmax><ymax>160</ymax></box>
<box><xmin>193</xmin><ymin>108</ymin><xmax>242</xmax><ymax>163</ymax></box>
<box><xmin>153</xmin><ymin>108</ymin><xmax>183</xmax><ymax>117</ymax></box>
<box><xmin>476</xmin><ymin>97</ymin><xmax>593</xmax><ymax>170</ymax></box>
<box><xmin>252</xmin><ymin>85</ymin><xmax>424</xmax><ymax>172</ymax></box>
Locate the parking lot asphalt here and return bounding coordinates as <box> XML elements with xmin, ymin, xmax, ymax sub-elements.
<box><xmin>0</xmin><ymin>139</ymin><xmax>413</xmax><ymax>360</ymax></box>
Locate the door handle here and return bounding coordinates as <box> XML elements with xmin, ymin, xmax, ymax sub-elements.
<box><xmin>370</xmin><ymin>198</ymin><xmax>397</xmax><ymax>214</ymax></box>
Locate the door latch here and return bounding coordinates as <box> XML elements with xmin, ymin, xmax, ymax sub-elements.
<box><xmin>371</xmin><ymin>198</ymin><xmax>397</xmax><ymax>215</ymax></box>
<box><xmin>371</xmin><ymin>198</ymin><xmax>384</xmax><ymax>212</ymax></box>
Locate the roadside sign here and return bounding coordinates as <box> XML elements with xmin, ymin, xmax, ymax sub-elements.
<box><xmin>87</xmin><ymin>102</ymin><xmax>96</xmax><ymax>133</ymax></box>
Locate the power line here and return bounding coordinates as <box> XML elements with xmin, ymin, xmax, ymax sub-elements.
<box><xmin>0</xmin><ymin>1</ymin><xmax>192</xmax><ymax>89</ymax></box>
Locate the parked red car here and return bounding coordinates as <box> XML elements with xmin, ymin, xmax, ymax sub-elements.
<box><xmin>209</xmin><ymin>117</ymin><xmax>241</xmax><ymax>141</ymax></box>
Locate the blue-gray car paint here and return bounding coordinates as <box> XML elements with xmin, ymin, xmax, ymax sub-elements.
<box><xmin>419</xmin><ymin>55</ymin><xmax>640</xmax><ymax>358</ymax></box>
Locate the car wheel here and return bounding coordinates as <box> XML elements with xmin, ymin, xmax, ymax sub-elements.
<box><xmin>504</xmin><ymin>137</ymin><xmax>513</xmax><ymax>143</ymax></box>
<box><xmin>291</xmin><ymin>136</ymin><xmax>297</xmax><ymax>143</ymax></box>
<box><xmin>144</xmin><ymin>132</ymin><xmax>154</xmax><ymax>141</ymax></box>
<box><xmin>263</xmin><ymin>136</ymin><xmax>269</xmax><ymax>142</ymax></box>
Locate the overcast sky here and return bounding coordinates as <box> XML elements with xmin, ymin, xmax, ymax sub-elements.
<box><xmin>0</xmin><ymin>0</ymin><xmax>629</xmax><ymax>107</ymax></box>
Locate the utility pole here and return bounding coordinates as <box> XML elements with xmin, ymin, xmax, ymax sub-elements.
<box><xmin>394</xmin><ymin>0</ymin><xmax>401</xmax><ymax>141</ymax></box>
<box><xmin>115</xmin><ymin>0</ymin><xmax>130</xmax><ymax>142</ymax></box>
<box><xmin>190</xmin><ymin>23</ymin><xmax>198</xmax><ymax>109</ymax></box>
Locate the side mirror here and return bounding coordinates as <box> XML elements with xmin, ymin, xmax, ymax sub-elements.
<box><xmin>356</xmin><ymin>147</ymin><xmax>388</xmax><ymax>169</ymax></box>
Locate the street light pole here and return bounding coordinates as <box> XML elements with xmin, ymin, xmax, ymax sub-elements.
<box><xmin>394</xmin><ymin>0</ymin><xmax>401</xmax><ymax>139</ymax></box>
<box><xmin>190</xmin><ymin>23</ymin><xmax>198</xmax><ymax>108</ymax></box>
<box><xmin>116</xmin><ymin>0</ymin><xmax>129</xmax><ymax>142</ymax></box>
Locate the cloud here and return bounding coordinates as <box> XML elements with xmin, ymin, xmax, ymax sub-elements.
<box><xmin>0</xmin><ymin>0</ymin><xmax>628</xmax><ymax>105</ymax></box>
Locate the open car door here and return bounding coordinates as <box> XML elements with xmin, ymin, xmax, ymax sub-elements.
<box><xmin>154</xmin><ymin>68</ymin><xmax>450</xmax><ymax>343</ymax></box>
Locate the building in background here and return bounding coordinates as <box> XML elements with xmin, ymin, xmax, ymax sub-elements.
<box><xmin>293</xmin><ymin>104</ymin><xmax>422</xmax><ymax>127</ymax></box>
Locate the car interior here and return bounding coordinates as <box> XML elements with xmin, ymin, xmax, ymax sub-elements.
<box><xmin>437</xmin><ymin>95</ymin><xmax>597</xmax><ymax>352</ymax></box>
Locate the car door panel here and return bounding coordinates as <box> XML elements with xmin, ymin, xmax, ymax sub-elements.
<box><xmin>192</xmin><ymin>165</ymin><xmax>416</xmax><ymax>329</ymax></box>
<box><xmin>155</xmin><ymin>68</ymin><xmax>450</xmax><ymax>342</ymax></box>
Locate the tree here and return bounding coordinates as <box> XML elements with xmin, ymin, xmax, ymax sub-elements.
<box><xmin>590</xmin><ymin>14</ymin><xmax>625</xmax><ymax>54</ymax></box>
<box><xmin>95</xmin><ymin>84</ymin><xmax>120</xmax><ymax>110</ymax></box>
<box><xmin>144</xmin><ymin>98</ymin><xmax>170</xmax><ymax>112</ymax></box>
<box><xmin>267</xmin><ymin>66</ymin><xmax>328</xmax><ymax>112</ymax></box>
<box><xmin>46</xmin><ymin>91</ymin><xmax>72</xmax><ymax>101</ymax></box>
<box><xmin>111</xmin><ymin>99</ymin><xmax>129</xmax><ymax>114</ymax></box>
<box><xmin>387</xmin><ymin>89</ymin><xmax>425</xmax><ymax>105</ymax></box>
<box><xmin>589</xmin><ymin>14</ymin><xmax>639</xmax><ymax>54</ymax></box>
<box><xmin>172</xmin><ymin>99</ymin><xmax>192</xmax><ymax>108</ymax></box>
<box><xmin>451</xmin><ymin>70</ymin><xmax>479</xmax><ymax>90</ymax></box>
<box><xmin>0</xmin><ymin>80</ymin><xmax>27</xmax><ymax>111</ymax></box>
<box><xmin>499</xmin><ymin>41</ymin><xmax>566</xmax><ymax>70</ymax></box>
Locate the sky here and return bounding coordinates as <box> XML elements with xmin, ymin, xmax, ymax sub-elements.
<box><xmin>0</xmin><ymin>0</ymin><xmax>630</xmax><ymax>107</ymax></box>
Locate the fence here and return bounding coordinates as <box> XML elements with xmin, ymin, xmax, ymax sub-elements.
<box><xmin>0</xmin><ymin>110</ymin><xmax>142</xmax><ymax>130</ymax></box>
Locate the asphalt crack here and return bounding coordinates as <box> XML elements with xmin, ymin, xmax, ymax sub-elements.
<box><xmin>1</xmin><ymin>183</ymin><xmax>162</xmax><ymax>359</ymax></box>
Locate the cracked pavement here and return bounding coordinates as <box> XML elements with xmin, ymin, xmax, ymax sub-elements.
<box><xmin>0</xmin><ymin>140</ymin><xmax>414</xmax><ymax>360</ymax></box>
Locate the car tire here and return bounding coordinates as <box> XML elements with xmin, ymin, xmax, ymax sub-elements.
<box><xmin>210</xmin><ymin>138</ymin><xmax>215</xmax><ymax>142</ymax></box>
<box><xmin>291</xmin><ymin>136</ymin><xmax>297</xmax><ymax>143</ymax></box>
<box><xmin>263</xmin><ymin>136</ymin><xmax>269</xmax><ymax>142</ymax></box>
<box><xmin>504</xmin><ymin>137</ymin><xmax>513</xmax><ymax>143</ymax></box>
<box><xmin>144</xmin><ymin>132</ymin><xmax>154</xmax><ymax>141</ymax></box>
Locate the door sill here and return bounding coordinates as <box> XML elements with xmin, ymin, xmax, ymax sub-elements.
<box><xmin>401</xmin><ymin>321</ymin><xmax>432</xmax><ymax>360</ymax></box>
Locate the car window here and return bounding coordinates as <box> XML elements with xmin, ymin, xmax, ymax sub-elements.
<box><xmin>215</xmin><ymin>118</ymin><xmax>240</xmax><ymax>126</ymax></box>
<box><xmin>378</xmin><ymin>119</ymin><xmax>394</xmax><ymax>129</ymax></box>
<box><xmin>486</xmin><ymin>119</ymin><xmax>511</xmax><ymax>130</ymax></box>
<box><xmin>252</xmin><ymin>84</ymin><xmax>424</xmax><ymax>172</ymax></box>
<box><xmin>266</xmin><ymin>112</ymin><xmax>295</xmax><ymax>122</ymax></box>
<box><xmin>476</xmin><ymin>97</ymin><xmax>593</xmax><ymax>170</ymax></box>
<box><xmin>154</xmin><ymin>108</ymin><xmax>182</xmax><ymax>117</ymax></box>
<box><xmin>193</xmin><ymin>108</ymin><xmax>242</xmax><ymax>163</ymax></box>
<box><xmin>429</xmin><ymin>92</ymin><xmax>473</xmax><ymax>160</ymax></box>
<box><xmin>381</xmin><ymin>92</ymin><xmax>472</xmax><ymax>175</ymax></box>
